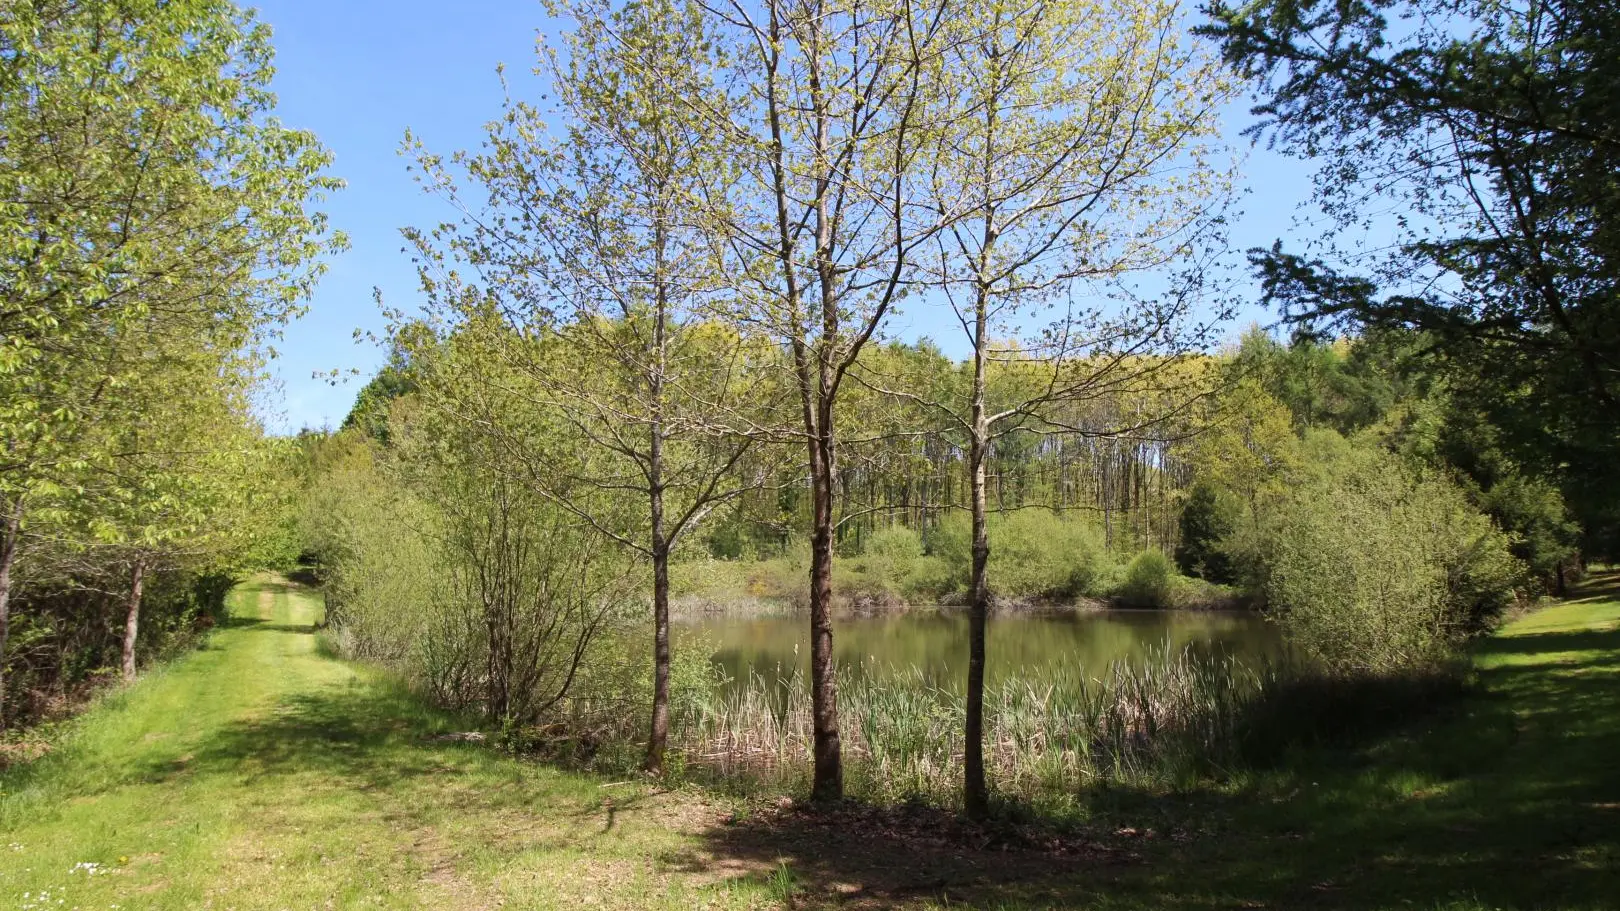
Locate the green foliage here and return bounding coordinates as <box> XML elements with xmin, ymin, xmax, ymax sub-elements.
<box><xmin>1175</xmin><ymin>481</ymin><xmax>1240</xmax><ymax>584</ymax></box>
<box><xmin>1258</xmin><ymin>432</ymin><xmax>1523</xmax><ymax>672</ymax></box>
<box><xmin>1202</xmin><ymin>0</ymin><xmax>1620</xmax><ymax>554</ymax></box>
<box><xmin>341</xmin><ymin>351</ymin><xmax>418</xmax><ymax>444</ymax></box>
<box><xmin>0</xmin><ymin>0</ymin><xmax>341</xmax><ymax>724</ymax></box>
<box><xmin>1479</xmin><ymin>474</ymin><xmax>1581</xmax><ymax>588</ymax></box>
<box><xmin>930</xmin><ymin>511</ymin><xmax>1111</xmax><ymax>601</ymax></box>
<box><xmin>849</xmin><ymin>526</ymin><xmax>926</xmax><ymax>600</ymax></box>
<box><xmin>1119</xmin><ymin>550</ymin><xmax>1175</xmax><ymax>608</ymax></box>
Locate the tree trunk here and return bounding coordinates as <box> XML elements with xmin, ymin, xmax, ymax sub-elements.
<box><xmin>645</xmin><ymin>211</ymin><xmax>674</xmax><ymax>774</ymax></box>
<box><xmin>646</xmin><ymin>542</ymin><xmax>672</xmax><ymax>772</ymax></box>
<box><xmin>965</xmin><ymin>435</ymin><xmax>991</xmax><ymax>818</ymax></box>
<box><xmin>121</xmin><ymin>557</ymin><xmax>146</xmax><ymax>682</ymax></box>
<box><xmin>808</xmin><ymin>415</ymin><xmax>843</xmax><ymax>803</ymax></box>
<box><xmin>0</xmin><ymin>500</ymin><xmax>22</xmax><ymax>729</ymax></box>
<box><xmin>964</xmin><ymin>279</ymin><xmax>992</xmax><ymax>819</ymax></box>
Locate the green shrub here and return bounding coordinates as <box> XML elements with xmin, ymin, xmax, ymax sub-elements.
<box><xmin>669</xmin><ymin>558</ymin><xmax>750</xmax><ymax>599</ymax></box>
<box><xmin>855</xmin><ymin>525</ymin><xmax>924</xmax><ymax>593</ymax></box>
<box><xmin>1258</xmin><ymin>431</ymin><xmax>1523</xmax><ymax>672</ymax></box>
<box><xmin>929</xmin><ymin>510</ymin><xmax>1110</xmax><ymax>600</ymax></box>
<box><xmin>899</xmin><ymin>555</ymin><xmax>954</xmax><ymax>602</ymax></box>
<box><xmin>1118</xmin><ymin>549</ymin><xmax>1175</xmax><ymax>607</ymax></box>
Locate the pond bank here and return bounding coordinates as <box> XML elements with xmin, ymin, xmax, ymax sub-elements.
<box><xmin>2</xmin><ymin>571</ymin><xmax>1615</xmax><ymax>909</ymax></box>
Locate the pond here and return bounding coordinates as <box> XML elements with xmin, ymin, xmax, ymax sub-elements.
<box><xmin>681</xmin><ymin>608</ymin><xmax>1283</xmax><ymax>696</ymax></box>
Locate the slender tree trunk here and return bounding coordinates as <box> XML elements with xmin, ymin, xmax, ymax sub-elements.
<box><xmin>807</xmin><ymin>413</ymin><xmax>842</xmax><ymax>802</ymax></box>
<box><xmin>487</xmin><ymin>497</ymin><xmax>513</xmax><ymax>723</ymax></box>
<box><xmin>645</xmin><ymin>443</ymin><xmax>671</xmax><ymax>773</ymax></box>
<box><xmin>645</xmin><ymin>211</ymin><xmax>674</xmax><ymax>774</ymax></box>
<box><xmin>964</xmin><ymin>278</ymin><xmax>992</xmax><ymax>819</ymax></box>
<box><xmin>647</xmin><ymin>537</ymin><xmax>672</xmax><ymax>772</ymax></box>
<box><xmin>964</xmin><ymin>67</ymin><xmax>1001</xmax><ymax>811</ymax></box>
<box><xmin>805</xmin><ymin>13</ymin><xmax>844</xmax><ymax>803</ymax></box>
<box><xmin>0</xmin><ymin>500</ymin><xmax>22</xmax><ymax>729</ymax></box>
<box><xmin>121</xmin><ymin>557</ymin><xmax>146</xmax><ymax>682</ymax></box>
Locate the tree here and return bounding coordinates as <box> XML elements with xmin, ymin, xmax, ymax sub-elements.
<box><xmin>1193</xmin><ymin>377</ymin><xmax>1299</xmax><ymax>524</ymax></box>
<box><xmin>908</xmin><ymin>0</ymin><xmax>1233</xmax><ymax>815</ymax></box>
<box><xmin>693</xmin><ymin>0</ymin><xmax>959</xmax><ymax>802</ymax></box>
<box><xmin>343</xmin><ymin>345</ymin><xmax>418</xmax><ymax>444</ymax></box>
<box><xmin>400</xmin><ymin>0</ymin><xmax>774</xmax><ymax>772</ymax></box>
<box><xmin>1200</xmin><ymin>0</ymin><xmax>1620</xmax><ymax>549</ymax></box>
<box><xmin>100</xmin><ymin>343</ymin><xmax>276</xmax><ymax>681</ymax></box>
<box><xmin>0</xmin><ymin>0</ymin><xmax>341</xmax><ymax>725</ymax></box>
<box><xmin>1176</xmin><ymin>480</ymin><xmax>1238</xmax><ymax>583</ymax></box>
<box><xmin>1260</xmin><ymin>430</ymin><xmax>1522</xmax><ymax>671</ymax></box>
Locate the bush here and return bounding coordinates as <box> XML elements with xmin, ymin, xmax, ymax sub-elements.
<box><xmin>929</xmin><ymin>510</ymin><xmax>1111</xmax><ymax>600</ymax></box>
<box><xmin>1258</xmin><ymin>431</ymin><xmax>1523</xmax><ymax>672</ymax></box>
<box><xmin>1118</xmin><ymin>549</ymin><xmax>1175</xmax><ymax>607</ymax></box>
<box><xmin>309</xmin><ymin>427</ymin><xmax>635</xmax><ymax>726</ymax></box>
<box><xmin>855</xmin><ymin>525</ymin><xmax>925</xmax><ymax>594</ymax></box>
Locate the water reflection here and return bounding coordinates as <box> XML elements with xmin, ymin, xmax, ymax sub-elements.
<box><xmin>682</xmin><ymin>608</ymin><xmax>1282</xmax><ymax>695</ymax></box>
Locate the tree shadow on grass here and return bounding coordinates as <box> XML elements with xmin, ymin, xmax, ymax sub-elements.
<box><xmin>1563</xmin><ymin>572</ymin><xmax>1620</xmax><ymax>606</ymax></box>
<box><xmin>217</xmin><ymin>615</ymin><xmax>269</xmax><ymax>630</ymax></box>
<box><xmin>139</xmin><ymin>678</ymin><xmax>484</xmax><ymax>798</ymax></box>
<box><xmin>135</xmin><ymin>651</ymin><xmax>662</xmax><ymax>830</ymax></box>
<box><xmin>1473</xmin><ymin>627</ymin><xmax>1620</xmax><ymax>660</ymax></box>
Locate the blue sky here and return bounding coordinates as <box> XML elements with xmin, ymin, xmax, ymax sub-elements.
<box><xmin>252</xmin><ymin>0</ymin><xmax>1319</xmax><ymax>433</ymax></box>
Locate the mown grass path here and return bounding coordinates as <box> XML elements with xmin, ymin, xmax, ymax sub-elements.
<box><xmin>0</xmin><ymin>577</ymin><xmax>777</xmax><ymax>910</ymax></box>
<box><xmin>2</xmin><ymin>572</ymin><xmax>1618</xmax><ymax>910</ymax></box>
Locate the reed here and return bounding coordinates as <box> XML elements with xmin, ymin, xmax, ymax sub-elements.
<box><xmin>652</xmin><ymin>644</ymin><xmax>1283</xmax><ymax>808</ymax></box>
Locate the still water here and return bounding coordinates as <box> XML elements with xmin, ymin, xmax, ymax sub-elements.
<box><xmin>682</xmin><ymin>608</ymin><xmax>1282</xmax><ymax>695</ymax></box>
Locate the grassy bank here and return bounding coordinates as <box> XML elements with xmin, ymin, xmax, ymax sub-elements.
<box><xmin>0</xmin><ymin>577</ymin><xmax>783</xmax><ymax>910</ymax></box>
<box><xmin>2</xmin><ymin>572</ymin><xmax>1617</xmax><ymax>909</ymax></box>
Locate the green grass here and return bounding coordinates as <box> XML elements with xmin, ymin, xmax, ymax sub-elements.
<box><xmin>914</xmin><ymin>571</ymin><xmax>1620</xmax><ymax>910</ymax></box>
<box><xmin>0</xmin><ymin>576</ymin><xmax>779</xmax><ymax>910</ymax></box>
<box><xmin>3</xmin><ymin>572</ymin><xmax>1618</xmax><ymax>909</ymax></box>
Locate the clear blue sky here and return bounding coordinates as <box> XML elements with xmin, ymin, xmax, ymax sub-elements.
<box><xmin>251</xmin><ymin>0</ymin><xmax>1318</xmax><ymax>433</ymax></box>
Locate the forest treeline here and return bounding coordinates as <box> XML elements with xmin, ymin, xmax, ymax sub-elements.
<box><xmin>325</xmin><ymin>325</ymin><xmax>1582</xmax><ymax>613</ymax></box>
<box><xmin>5</xmin><ymin>0</ymin><xmax>1617</xmax><ymax>820</ymax></box>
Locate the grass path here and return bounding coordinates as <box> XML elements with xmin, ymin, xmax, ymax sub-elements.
<box><xmin>2</xmin><ymin>572</ymin><xmax>1618</xmax><ymax>910</ymax></box>
<box><xmin>0</xmin><ymin>577</ymin><xmax>779</xmax><ymax>910</ymax></box>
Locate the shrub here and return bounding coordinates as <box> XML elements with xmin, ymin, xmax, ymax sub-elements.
<box><xmin>1118</xmin><ymin>549</ymin><xmax>1175</xmax><ymax>607</ymax></box>
<box><xmin>992</xmin><ymin>511</ymin><xmax>1111</xmax><ymax>599</ymax></box>
<box><xmin>899</xmin><ymin>554</ymin><xmax>954</xmax><ymax>602</ymax></box>
<box><xmin>1259</xmin><ymin>431</ymin><xmax>1523</xmax><ymax>672</ymax></box>
<box><xmin>928</xmin><ymin>510</ymin><xmax>1111</xmax><ymax>600</ymax></box>
<box><xmin>311</xmin><ymin>428</ymin><xmax>635</xmax><ymax>726</ymax></box>
<box><xmin>856</xmin><ymin>525</ymin><xmax>925</xmax><ymax>594</ymax></box>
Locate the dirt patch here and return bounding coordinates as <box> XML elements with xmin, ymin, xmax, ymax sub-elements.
<box><xmin>680</xmin><ymin>800</ymin><xmax>1136</xmax><ymax>907</ymax></box>
<box><xmin>412</xmin><ymin>825</ymin><xmax>494</xmax><ymax>910</ymax></box>
<box><xmin>0</xmin><ymin>737</ymin><xmax>52</xmax><ymax>767</ymax></box>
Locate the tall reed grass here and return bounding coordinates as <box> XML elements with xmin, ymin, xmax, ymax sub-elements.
<box><xmin>648</xmin><ymin>645</ymin><xmax>1282</xmax><ymax>809</ymax></box>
